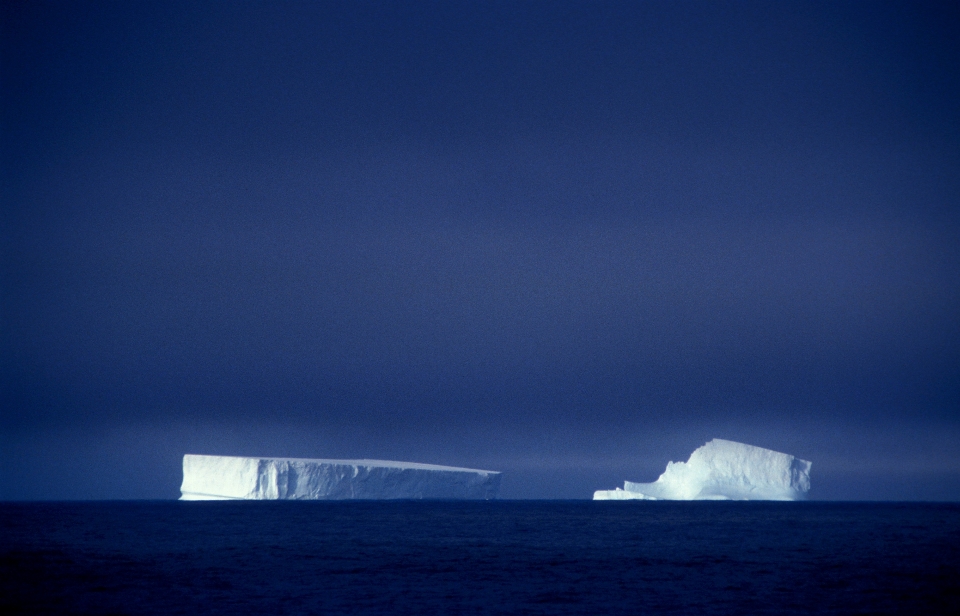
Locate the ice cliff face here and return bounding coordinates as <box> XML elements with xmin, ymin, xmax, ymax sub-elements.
<box><xmin>594</xmin><ymin>439</ymin><xmax>811</xmax><ymax>501</ymax></box>
<box><xmin>180</xmin><ymin>454</ymin><xmax>501</xmax><ymax>500</ymax></box>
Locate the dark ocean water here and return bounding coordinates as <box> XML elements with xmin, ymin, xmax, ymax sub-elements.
<box><xmin>1</xmin><ymin>501</ymin><xmax>958</xmax><ymax>615</ymax></box>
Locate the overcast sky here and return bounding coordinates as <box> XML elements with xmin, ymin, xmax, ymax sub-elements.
<box><xmin>3</xmin><ymin>1</ymin><xmax>959</xmax><ymax>500</ymax></box>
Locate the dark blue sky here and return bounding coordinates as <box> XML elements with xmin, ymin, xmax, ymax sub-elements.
<box><xmin>3</xmin><ymin>1</ymin><xmax>959</xmax><ymax>500</ymax></box>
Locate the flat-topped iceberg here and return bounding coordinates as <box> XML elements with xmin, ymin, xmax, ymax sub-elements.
<box><xmin>180</xmin><ymin>454</ymin><xmax>501</xmax><ymax>500</ymax></box>
<box><xmin>594</xmin><ymin>439</ymin><xmax>811</xmax><ymax>501</ymax></box>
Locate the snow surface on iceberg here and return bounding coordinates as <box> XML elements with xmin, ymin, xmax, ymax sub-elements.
<box><xmin>180</xmin><ymin>454</ymin><xmax>501</xmax><ymax>500</ymax></box>
<box><xmin>593</xmin><ymin>439</ymin><xmax>811</xmax><ymax>501</ymax></box>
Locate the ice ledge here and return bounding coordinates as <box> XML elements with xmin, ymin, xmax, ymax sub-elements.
<box><xmin>180</xmin><ymin>454</ymin><xmax>501</xmax><ymax>501</ymax></box>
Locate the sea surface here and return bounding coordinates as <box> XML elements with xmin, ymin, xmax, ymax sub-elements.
<box><xmin>1</xmin><ymin>501</ymin><xmax>958</xmax><ymax>615</ymax></box>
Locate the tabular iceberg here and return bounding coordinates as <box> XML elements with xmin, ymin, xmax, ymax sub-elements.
<box><xmin>593</xmin><ymin>439</ymin><xmax>811</xmax><ymax>501</ymax></box>
<box><xmin>180</xmin><ymin>454</ymin><xmax>501</xmax><ymax>500</ymax></box>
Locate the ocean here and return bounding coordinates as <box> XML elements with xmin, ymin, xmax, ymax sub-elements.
<box><xmin>2</xmin><ymin>501</ymin><xmax>958</xmax><ymax>615</ymax></box>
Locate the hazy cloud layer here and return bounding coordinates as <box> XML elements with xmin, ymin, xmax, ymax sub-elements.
<box><xmin>3</xmin><ymin>1</ymin><xmax>959</xmax><ymax>499</ymax></box>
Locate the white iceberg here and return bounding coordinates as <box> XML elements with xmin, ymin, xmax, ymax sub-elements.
<box><xmin>180</xmin><ymin>454</ymin><xmax>501</xmax><ymax>500</ymax></box>
<box><xmin>593</xmin><ymin>439</ymin><xmax>811</xmax><ymax>501</ymax></box>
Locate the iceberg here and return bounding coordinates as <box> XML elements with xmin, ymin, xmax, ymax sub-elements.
<box><xmin>180</xmin><ymin>454</ymin><xmax>501</xmax><ymax>500</ymax></box>
<box><xmin>593</xmin><ymin>439</ymin><xmax>811</xmax><ymax>501</ymax></box>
